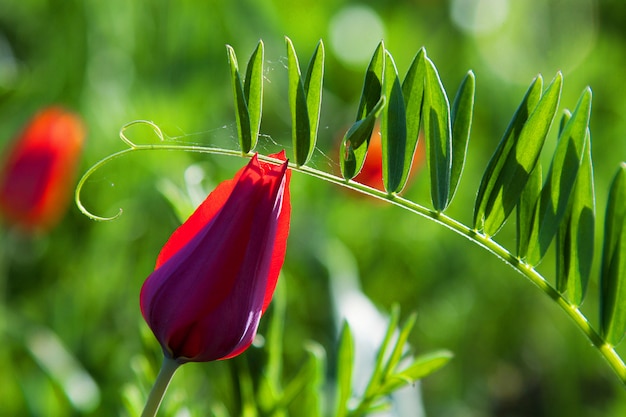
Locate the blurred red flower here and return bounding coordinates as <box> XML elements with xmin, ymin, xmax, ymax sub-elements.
<box><xmin>0</xmin><ymin>107</ymin><xmax>85</xmax><ymax>233</ymax></box>
<box><xmin>345</xmin><ymin>123</ymin><xmax>425</xmax><ymax>191</ymax></box>
<box><xmin>140</xmin><ymin>152</ymin><xmax>291</xmax><ymax>363</ymax></box>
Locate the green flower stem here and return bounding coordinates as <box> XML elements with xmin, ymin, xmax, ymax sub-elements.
<box><xmin>74</xmin><ymin>131</ymin><xmax>626</xmax><ymax>386</ymax></box>
<box><xmin>141</xmin><ymin>357</ymin><xmax>180</xmax><ymax>417</ymax></box>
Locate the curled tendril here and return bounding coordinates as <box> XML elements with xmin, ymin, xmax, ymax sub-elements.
<box><xmin>75</xmin><ymin>120</ymin><xmax>252</xmax><ymax>221</ymax></box>
<box><xmin>119</xmin><ymin>119</ymin><xmax>166</xmax><ymax>148</ymax></box>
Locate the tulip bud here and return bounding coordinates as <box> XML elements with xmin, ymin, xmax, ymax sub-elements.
<box><xmin>140</xmin><ymin>152</ymin><xmax>291</xmax><ymax>363</ymax></box>
<box><xmin>0</xmin><ymin>107</ymin><xmax>85</xmax><ymax>233</ymax></box>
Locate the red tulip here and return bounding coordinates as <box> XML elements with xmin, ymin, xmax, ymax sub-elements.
<box><xmin>0</xmin><ymin>107</ymin><xmax>85</xmax><ymax>233</ymax></box>
<box><xmin>140</xmin><ymin>152</ymin><xmax>291</xmax><ymax>364</ymax></box>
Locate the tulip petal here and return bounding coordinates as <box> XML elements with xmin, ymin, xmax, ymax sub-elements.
<box><xmin>140</xmin><ymin>151</ymin><xmax>290</xmax><ymax>362</ymax></box>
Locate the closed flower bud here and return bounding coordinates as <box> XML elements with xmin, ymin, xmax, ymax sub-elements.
<box><xmin>0</xmin><ymin>107</ymin><xmax>85</xmax><ymax>233</ymax></box>
<box><xmin>140</xmin><ymin>152</ymin><xmax>291</xmax><ymax>363</ymax></box>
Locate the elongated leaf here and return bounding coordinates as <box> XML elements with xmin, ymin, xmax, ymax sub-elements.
<box><xmin>335</xmin><ymin>322</ymin><xmax>354</xmax><ymax>417</ymax></box>
<box><xmin>474</xmin><ymin>73</ymin><xmax>562</xmax><ymax>236</ymax></box>
<box><xmin>475</xmin><ymin>75</ymin><xmax>543</xmax><ymax>231</ymax></box>
<box><xmin>517</xmin><ymin>162</ymin><xmax>542</xmax><ymax>257</ymax></box>
<box><xmin>244</xmin><ymin>40</ymin><xmax>264</xmax><ymax>151</ymax></box>
<box><xmin>340</xmin><ymin>97</ymin><xmax>386</xmax><ymax>179</ymax></box>
<box><xmin>401</xmin><ymin>47</ymin><xmax>426</xmax><ymax>188</ymax></box>
<box><xmin>526</xmin><ymin>87</ymin><xmax>592</xmax><ymax>265</ymax></box>
<box><xmin>382</xmin><ymin>313</ymin><xmax>417</xmax><ymax>380</ymax></box>
<box><xmin>226</xmin><ymin>45</ymin><xmax>252</xmax><ymax>153</ymax></box>
<box><xmin>303</xmin><ymin>40</ymin><xmax>325</xmax><ymax>164</ymax></box>
<box><xmin>557</xmin><ymin>129</ymin><xmax>595</xmax><ymax>305</ymax></box>
<box><xmin>381</xmin><ymin>51</ymin><xmax>408</xmax><ymax>193</ymax></box>
<box><xmin>601</xmin><ymin>163</ymin><xmax>626</xmax><ymax>346</ymax></box>
<box><xmin>423</xmin><ymin>56</ymin><xmax>452</xmax><ymax>211</ymax></box>
<box><xmin>379</xmin><ymin>350</ymin><xmax>453</xmax><ymax>394</ymax></box>
<box><xmin>340</xmin><ymin>44</ymin><xmax>386</xmax><ymax>180</ymax></box>
<box><xmin>448</xmin><ymin>70</ymin><xmax>475</xmax><ymax>205</ymax></box>
<box><xmin>362</xmin><ymin>306</ymin><xmax>400</xmax><ymax>401</ymax></box>
<box><xmin>286</xmin><ymin>37</ymin><xmax>311</xmax><ymax>166</ymax></box>
<box><xmin>277</xmin><ymin>342</ymin><xmax>325</xmax><ymax>415</ymax></box>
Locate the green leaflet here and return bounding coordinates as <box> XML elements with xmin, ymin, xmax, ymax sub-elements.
<box><xmin>335</xmin><ymin>322</ymin><xmax>354</xmax><ymax>417</ymax></box>
<box><xmin>449</xmin><ymin>70</ymin><xmax>475</xmax><ymax>206</ymax></box>
<box><xmin>557</xmin><ymin>129</ymin><xmax>595</xmax><ymax>306</ymax></box>
<box><xmin>378</xmin><ymin>350</ymin><xmax>453</xmax><ymax>395</ymax></box>
<box><xmin>381</xmin><ymin>312</ymin><xmax>417</xmax><ymax>382</ymax></box>
<box><xmin>340</xmin><ymin>97</ymin><xmax>386</xmax><ymax>180</ymax></box>
<box><xmin>381</xmin><ymin>51</ymin><xmax>408</xmax><ymax>193</ymax></box>
<box><xmin>601</xmin><ymin>163</ymin><xmax>626</xmax><ymax>346</ymax></box>
<box><xmin>525</xmin><ymin>87</ymin><xmax>592</xmax><ymax>265</ymax></box>
<box><xmin>340</xmin><ymin>43</ymin><xmax>385</xmax><ymax>180</ymax></box>
<box><xmin>517</xmin><ymin>162</ymin><xmax>542</xmax><ymax>257</ymax></box>
<box><xmin>474</xmin><ymin>73</ymin><xmax>562</xmax><ymax>236</ymax></box>
<box><xmin>401</xmin><ymin>48</ymin><xmax>426</xmax><ymax>190</ymax></box>
<box><xmin>226</xmin><ymin>41</ymin><xmax>264</xmax><ymax>153</ymax></box>
<box><xmin>286</xmin><ymin>37</ymin><xmax>325</xmax><ymax>166</ymax></box>
<box><xmin>423</xmin><ymin>56</ymin><xmax>452</xmax><ymax>211</ymax></box>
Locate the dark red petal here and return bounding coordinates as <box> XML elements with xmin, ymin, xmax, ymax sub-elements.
<box><xmin>155</xmin><ymin>155</ymin><xmax>261</xmax><ymax>268</ymax></box>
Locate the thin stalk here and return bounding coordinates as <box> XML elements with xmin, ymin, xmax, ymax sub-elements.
<box><xmin>75</xmin><ymin>136</ymin><xmax>626</xmax><ymax>385</ymax></box>
<box><xmin>141</xmin><ymin>357</ymin><xmax>180</xmax><ymax>417</ymax></box>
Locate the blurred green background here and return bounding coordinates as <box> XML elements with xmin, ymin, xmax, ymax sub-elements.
<box><xmin>1</xmin><ymin>0</ymin><xmax>626</xmax><ymax>415</ymax></box>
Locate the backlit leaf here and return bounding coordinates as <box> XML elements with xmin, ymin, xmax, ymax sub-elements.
<box><xmin>381</xmin><ymin>51</ymin><xmax>408</xmax><ymax>193</ymax></box>
<box><xmin>449</xmin><ymin>70</ymin><xmax>475</xmax><ymax>205</ymax></box>
<box><xmin>423</xmin><ymin>56</ymin><xmax>452</xmax><ymax>211</ymax></box>
<box><xmin>601</xmin><ymin>163</ymin><xmax>626</xmax><ymax>346</ymax></box>
<box><xmin>303</xmin><ymin>40</ymin><xmax>325</xmax><ymax>164</ymax></box>
<box><xmin>557</xmin><ymin>129</ymin><xmax>595</xmax><ymax>305</ymax></box>
<box><xmin>379</xmin><ymin>350</ymin><xmax>453</xmax><ymax>395</ymax></box>
<box><xmin>474</xmin><ymin>73</ymin><xmax>562</xmax><ymax>236</ymax></box>
<box><xmin>340</xmin><ymin>97</ymin><xmax>386</xmax><ymax>180</ymax></box>
<box><xmin>401</xmin><ymin>47</ymin><xmax>426</xmax><ymax>189</ymax></box>
<box><xmin>286</xmin><ymin>37</ymin><xmax>311</xmax><ymax>166</ymax></box>
<box><xmin>335</xmin><ymin>322</ymin><xmax>354</xmax><ymax>417</ymax></box>
<box><xmin>244</xmin><ymin>40</ymin><xmax>264</xmax><ymax>151</ymax></box>
<box><xmin>340</xmin><ymin>43</ymin><xmax>385</xmax><ymax>180</ymax></box>
<box><xmin>526</xmin><ymin>87</ymin><xmax>592</xmax><ymax>265</ymax></box>
<box><xmin>517</xmin><ymin>162</ymin><xmax>542</xmax><ymax>257</ymax></box>
<box><xmin>226</xmin><ymin>45</ymin><xmax>252</xmax><ymax>153</ymax></box>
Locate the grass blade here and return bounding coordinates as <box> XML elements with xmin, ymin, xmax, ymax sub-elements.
<box><xmin>379</xmin><ymin>350</ymin><xmax>453</xmax><ymax>395</ymax></box>
<box><xmin>423</xmin><ymin>56</ymin><xmax>452</xmax><ymax>211</ymax></box>
<box><xmin>381</xmin><ymin>51</ymin><xmax>408</xmax><ymax>193</ymax></box>
<box><xmin>335</xmin><ymin>322</ymin><xmax>354</xmax><ymax>417</ymax></box>
<box><xmin>601</xmin><ymin>163</ymin><xmax>626</xmax><ymax>346</ymax></box>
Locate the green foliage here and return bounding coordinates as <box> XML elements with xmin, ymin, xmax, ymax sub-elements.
<box><xmin>341</xmin><ymin>307</ymin><xmax>452</xmax><ymax>417</ymax></box>
<box><xmin>524</xmin><ymin>88</ymin><xmax>592</xmax><ymax>265</ymax></box>
<box><xmin>381</xmin><ymin>51</ymin><xmax>408</xmax><ymax>193</ymax></box>
<box><xmin>601</xmin><ymin>163</ymin><xmax>626</xmax><ymax>346</ymax></box>
<box><xmin>286</xmin><ymin>37</ymin><xmax>325</xmax><ymax>166</ymax></box>
<box><xmin>226</xmin><ymin>41</ymin><xmax>264</xmax><ymax>154</ymax></box>
<box><xmin>340</xmin><ymin>42</ymin><xmax>385</xmax><ymax>181</ymax></box>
